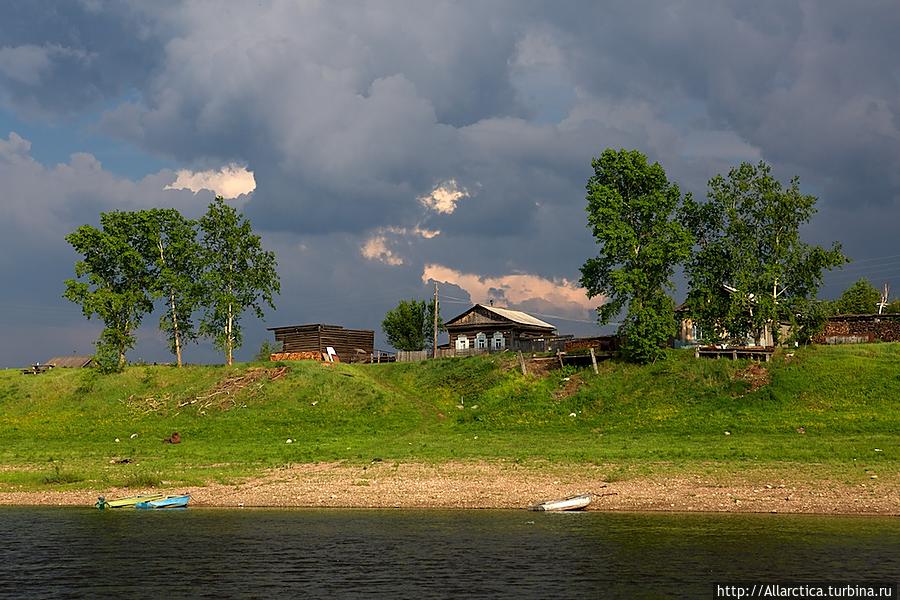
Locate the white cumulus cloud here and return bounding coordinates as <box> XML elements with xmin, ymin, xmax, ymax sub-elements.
<box><xmin>422</xmin><ymin>264</ymin><xmax>599</xmax><ymax>316</ymax></box>
<box><xmin>418</xmin><ymin>179</ymin><xmax>469</xmax><ymax>215</ymax></box>
<box><xmin>360</xmin><ymin>225</ymin><xmax>441</xmax><ymax>266</ymax></box>
<box><xmin>165</xmin><ymin>164</ymin><xmax>256</xmax><ymax>199</ymax></box>
<box><xmin>361</xmin><ymin>235</ymin><xmax>404</xmax><ymax>266</ymax></box>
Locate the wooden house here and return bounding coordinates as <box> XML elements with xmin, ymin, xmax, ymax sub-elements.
<box><xmin>443</xmin><ymin>304</ymin><xmax>557</xmax><ymax>353</ymax></box>
<box><xmin>674</xmin><ymin>302</ymin><xmax>789</xmax><ymax>348</ymax></box>
<box><xmin>267</xmin><ymin>324</ymin><xmax>374</xmax><ymax>363</ymax></box>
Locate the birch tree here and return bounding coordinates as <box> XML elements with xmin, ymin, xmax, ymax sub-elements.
<box><xmin>132</xmin><ymin>209</ymin><xmax>202</xmax><ymax>367</ymax></box>
<box><xmin>64</xmin><ymin>212</ymin><xmax>154</xmax><ymax>372</ymax></box>
<box><xmin>682</xmin><ymin>161</ymin><xmax>846</xmax><ymax>344</ymax></box>
<box><xmin>198</xmin><ymin>197</ymin><xmax>280</xmax><ymax>365</ymax></box>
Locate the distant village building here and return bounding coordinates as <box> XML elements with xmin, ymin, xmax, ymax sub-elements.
<box><xmin>444</xmin><ymin>304</ymin><xmax>559</xmax><ymax>353</ymax></box>
<box><xmin>674</xmin><ymin>304</ymin><xmax>787</xmax><ymax>348</ymax></box>
<box><xmin>267</xmin><ymin>324</ymin><xmax>374</xmax><ymax>363</ymax></box>
<box><xmin>45</xmin><ymin>356</ymin><xmax>94</xmax><ymax>368</ymax></box>
<box><xmin>814</xmin><ymin>314</ymin><xmax>900</xmax><ymax>344</ymax></box>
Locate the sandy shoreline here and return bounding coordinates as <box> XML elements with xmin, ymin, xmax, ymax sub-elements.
<box><xmin>0</xmin><ymin>461</ymin><xmax>896</xmax><ymax>515</ymax></box>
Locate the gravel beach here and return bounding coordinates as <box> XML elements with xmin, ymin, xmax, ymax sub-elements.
<box><xmin>0</xmin><ymin>461</ymin><xmax>896</xmax><ymax>515</ymax></box>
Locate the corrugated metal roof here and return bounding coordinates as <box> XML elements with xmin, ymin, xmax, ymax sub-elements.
<box><xmin>478</xmin><ymin>305</ymin><xmax>555</xmax><ymax>330</ymax></box>
<box><xmin>45</xmin><ymin>356</ymin><xmax>93</xmax><ymax>368</ymax></box>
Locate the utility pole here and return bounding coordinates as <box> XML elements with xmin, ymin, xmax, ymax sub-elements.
<box><xmin>878</xmin><ymin>283</ymin><xmax>890</xmax><ymax>314</ymax></box>
<box><xmin>433</xmin><ymin>282</ymin><xmax>439</xmax><ymax>359</ymax></box>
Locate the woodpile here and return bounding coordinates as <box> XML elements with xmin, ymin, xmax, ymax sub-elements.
<box><xmin>270</xmin><ymin>352</ymin><xmax>323</xmax><ymax>362</ymax></box>
<box><xmin>814</xmin><ymin>315</ymin><xmax>900</xmax><ymax>344</ymax></box>
<box><xmin>565</xmin><ymin>336</ymin><xmax>620</xmax><ymax>353</ymax></box>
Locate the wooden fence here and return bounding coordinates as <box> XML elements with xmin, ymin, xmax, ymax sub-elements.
<box><xmin>396</xmin><ymin>350</ymin><xmax>428</xmax><ymax>362</ymax></box>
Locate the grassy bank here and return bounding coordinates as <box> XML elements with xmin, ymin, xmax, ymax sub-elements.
<box><xmin>0</xmin><ymin>344</ymin><xmax>896</xmax><ymax>491</ymax></box>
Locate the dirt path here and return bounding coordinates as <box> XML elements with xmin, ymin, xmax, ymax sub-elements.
<box><xmin>0</xmin><ymin>461</ymin><xmax>896</xmax><ymax>515</ymax></box>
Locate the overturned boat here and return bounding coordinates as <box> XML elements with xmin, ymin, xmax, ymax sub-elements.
<box><xmin>529</xmin><ymin>493</ymin><xmax>592</xmax><ymax>512</ymax></box>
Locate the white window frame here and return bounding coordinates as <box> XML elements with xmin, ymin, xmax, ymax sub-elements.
<box><xmin>492</xmin><ymin>332</ymin><xmax>505</xmax><ymax>350</ymax></box>
<box><xmin>455</xmin><ymin>335</ymin><xmax>469</xmax><ymax>350</ymax></box>
<box><xmin>476</xmin><ymin>332</ymin><xmax>487</xmax><ymax>349</ymax></box>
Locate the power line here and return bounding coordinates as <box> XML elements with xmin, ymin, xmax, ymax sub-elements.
<box><xmin>524</xmin><ymin>311</ymin><xmax>600</xmax><ymax>324</ymax></box>
<box><xmin>826</xmin><ymin>266</ymin><xmax>900</xmax><ymax>283</ymax></box>
<box><xmin>438</xmin><ymin>294</ymin><xmax>470</xmax><ymax>302</ymax></box>
<box><xmin>845</xmin><ymin>253</ymin><xmax>900</xmax><ymax>264</ymax></box>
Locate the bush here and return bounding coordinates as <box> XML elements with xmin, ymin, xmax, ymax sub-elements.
<box><xmin>255</xmin><ymin>339</ymin><xmax>282</xmax><ymax>361</ymax></box>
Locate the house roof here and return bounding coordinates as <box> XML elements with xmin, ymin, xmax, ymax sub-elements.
<box><xmin>45</xmin><ymin>356</ymin><xmax>93</xmax><ymax>368</ymax></box>
<box><xmin>267</xmin><ymin>323</ymin><xmax>373</xmax><ymax>333</ymax></box>
<box><xmin>446</xmin><ymin>304</ymin><xmax>556</xmax><ymax>330</ymax></box>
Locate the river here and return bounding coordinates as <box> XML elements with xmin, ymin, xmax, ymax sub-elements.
<box><xmin>0</xmin><ymin>508</ymin><xmax>897</xmax><ymax>598</ymax></box>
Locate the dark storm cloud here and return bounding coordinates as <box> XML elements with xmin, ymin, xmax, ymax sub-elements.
<box><xmin>548</xmin><ymin>2</ymin><xmax>900</xmax><ymax>209</ymax></box>
<box><xmin>0</xmin><ymin>1</ymin><xmax>169</xmax><ymax>117</ymax></box>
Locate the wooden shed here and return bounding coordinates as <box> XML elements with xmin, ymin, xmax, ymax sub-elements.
<box><xmin>267</xmin><ymin>324</ymin><xmax>375</xmax><ymax>363</ymax></box>
<box><xmin>45</xmin><ymin>356</ymin><xmax>94</xmax><ymax>368</ymax></box>
<box><xmin>444</xmin><ymin>304</ymin><xmax>557</xmax><ymax>353</ymax></box>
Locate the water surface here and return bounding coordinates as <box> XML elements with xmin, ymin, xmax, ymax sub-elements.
<box><xmin>0</xmin><ymin>508</ymin><xmax>897</xmax><ymax>598</ymax></box>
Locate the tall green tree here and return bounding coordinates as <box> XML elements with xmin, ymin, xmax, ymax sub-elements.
<box><xmin>64</xmin><ymin>211</ymin><xmax>154</xmax><ymax>372</ymax></box>
<box><xmin>198</xmin><ymin>196</ymin><xmax>280</xmax><ymax>365</ymax></box>
<box><xmin>132</xmin><ymin>209</ymin><xmax>202</xmax><ymax>367</ymax></box>
<box><xmin>833</xmin><ymin>278</ymin><xmax>880</xmax><ymax>315</ymax></box>
<box><xmin>579</xmin><ymin>149</ymin><xmax>693</xmax><ymax>363</ymax></box>
<box><xmin>382</xmin><ymin>299</ymin><xmax>444</xmax><ymax>352</ymax></box>
<box><xmin>682</xmin><ymin>161</ymin><xmax>846</xmax><ymax>344</ymax></box>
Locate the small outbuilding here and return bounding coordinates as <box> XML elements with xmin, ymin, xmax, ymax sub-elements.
<box><xmin>267</xmin><ymin>324</ymin><xmax>375</xmax><ymax>363</ymax></box>
<box><xmin>444</xmin><ymin>304</ymin><xmax>558</xmax><ymax>353</ymax></box>
<box><xmin>45</xmin><ymin>356</ymin><xmax>94</xmax><ymax>368</ymax></box>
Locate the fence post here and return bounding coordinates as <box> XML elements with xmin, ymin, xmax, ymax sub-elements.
<box><xmin>517</xmin><ymin>351</ymin><xmax>527</xmax><ymax>376</ymax></box>
<box><xmin>589</xmin><ymin>348</ymin><xmax>598</xmax><ymax>375</ymax></box>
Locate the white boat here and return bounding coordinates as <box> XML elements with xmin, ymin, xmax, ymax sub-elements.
<box><xmin>529</xmin><ymin>493</ymin><xmax>593</xmax><ymax>512</ymax></box>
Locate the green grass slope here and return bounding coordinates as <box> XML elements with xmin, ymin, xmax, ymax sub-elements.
<box><xmin>0</xmin><ymin>344</ymin><xmax>896</xmax><ymax>490</ymax></box>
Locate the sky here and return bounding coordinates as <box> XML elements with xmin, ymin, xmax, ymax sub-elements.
<box><xmin>2</xmin><ymin>1</ymin><xmax>900</xmax><ymax>367</ymax></box>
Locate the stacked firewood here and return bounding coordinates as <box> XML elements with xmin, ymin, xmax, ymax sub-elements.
<box><xmin>270</xmin><ymin>351</ymin><xmax>324</xmax><ymax>361</ymax></box>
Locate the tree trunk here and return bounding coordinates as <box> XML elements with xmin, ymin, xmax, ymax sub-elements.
<box><xmin>119</xmin><ymin>319</ymin><xmax>128</xmax><ymax>369</ymax></box>
<box><xmin>171</xmin><ymin>292</ymin><xmax>182</xmax><ymax>367</ymax></box>
<box><xmin>227</xmin><ymin>301</ymin><xmax>233</xmax><ymax>366</ymax></box>
<box><xmin>159</xmin><ymin>239</ymin><xmax>183</xmax><ymax>367</ymax></box>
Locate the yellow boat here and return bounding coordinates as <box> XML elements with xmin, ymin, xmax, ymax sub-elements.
<box><xmin>96</xmin><ymin>493</ymin><xmax>167</xmax><ymax>510</ymax></box>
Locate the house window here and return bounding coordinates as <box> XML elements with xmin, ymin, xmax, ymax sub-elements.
<box><xmin>476</xmin><ymin>333</ymin><xmax>487</xmax><ymax>349</ymax></box>
<box><xmin>455</xmin><ymin>335</ymin><xmax>469</xmax><ymax>350</ymax></box>
<box><xmin>492</xmin><ymin>332</ymin><xmax>505</xmax><ymax>349</ymax></box>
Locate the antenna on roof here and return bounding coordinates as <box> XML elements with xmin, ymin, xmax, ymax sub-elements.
<box><xmin>878</xmin><ymin>283</ymin><xmax>890</xmax><ymax>315</ymax></box>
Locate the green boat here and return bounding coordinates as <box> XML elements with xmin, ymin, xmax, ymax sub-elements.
<box><xmin>95</xmin><ymin>493</ymin><xmax>167</xmax><ymax>510</ymax></box>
